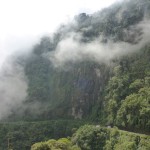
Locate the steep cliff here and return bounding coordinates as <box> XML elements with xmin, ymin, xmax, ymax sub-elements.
<box><xmin>6</xmin><ymin>0</ymin><xmax>150</xmax><ymax>133</ymax></box>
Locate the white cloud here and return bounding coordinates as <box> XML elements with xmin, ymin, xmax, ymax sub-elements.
<box><xmin>49</xmin><ymin>20</ymin><xmax>150</xmax><ymax>68</ymax></box>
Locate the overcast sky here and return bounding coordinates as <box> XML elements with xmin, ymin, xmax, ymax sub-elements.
<box><xmin>0</xmin><ymin>0</ymin><xmax>120</xmax><ymax>66</ymax></box>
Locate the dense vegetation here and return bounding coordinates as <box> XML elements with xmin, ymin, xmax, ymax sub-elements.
<box><xmin>0</xmin><ymin>0</ymin><xmax>150</xmax><ymax>149</ymax></box>
<box><xmin>32</xmin><ymin>125</ymin><xmax>150</xmax><ymax>150</ymax></box>
<box><xmin>104</xmin><ymin>45</ymin><xmax>150</xmax><ymax>133</ymax></box>
<box><xmin>31</xmin><ymin>138</ymin><xmax>80</xmax><ymax>150</ymax></box>
<box><xmin>0</xmin><ymin>120</ymin><xmax>85</xmax><ymax>150</ymax></box>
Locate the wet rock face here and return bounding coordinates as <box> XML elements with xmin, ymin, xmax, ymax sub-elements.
<box><xmin>70</xmin><ymin>63</ymin><xmax>111</xmax><ymax>119</ymax></box>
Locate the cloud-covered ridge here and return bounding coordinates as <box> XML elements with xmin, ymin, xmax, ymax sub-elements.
<box><xmin>49</xmin><ymin>19</ymin><xmax>150</xmax><ymax>67</ymax></box>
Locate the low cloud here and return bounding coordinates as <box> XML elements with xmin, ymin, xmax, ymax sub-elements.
<box><xmin>49</xmin><ymin>20</ymin><xmax>150</xmax><ymax>68</ymax></box>
<box><xmin>0</xmin><ymin>56</ymin><xmax>27</xmax><ymax>120</ymax></box>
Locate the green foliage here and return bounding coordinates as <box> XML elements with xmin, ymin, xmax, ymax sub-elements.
<box><xmin>0</xmin><ymin>120</ymin><xmax>85</xmax><ymax>150</ymax></box>
<box><xmin>31</xmin><ymin>138</ymin><xmax>80</xmax><ymax>150</ymax></box>
<box><xmin>116</xmin><ymin>87</ymin><xmax>150</xmax><ymax>130</ymax></box>
<box><xmin>71</xmin><ymin>125</ymin><xmax>150</xmax><ymax>150</ymax></box>
<box><xmin>105</xmin><ymin>45</ymin><xmax>150</xmax><ymax>132</ymax></box>
<box><xmin>105</xmin><ymin>71</ymin><xmax>130</xmax><ymax>125</ymax></box>
<box><xmin>72</xmin><ymin>125</ymin><xmax>108</xmax><ymax>150</ymax></box>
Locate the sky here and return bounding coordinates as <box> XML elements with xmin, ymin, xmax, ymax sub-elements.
<box><xmin>0</xmin><ymin>0</ymin><xmax>120</xmax><ymax>66</ymax></box>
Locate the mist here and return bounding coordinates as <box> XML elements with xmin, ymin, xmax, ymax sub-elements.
<box><xmin>0</xmin><ymin>55</ymin><xmax>27</xmax><ymax>120</ymax></box>
<box><xmin>49</xmin><ymin>19</ymin><xmax>150</xmax><ymax>68</ymax></box>
<box><xmin>48</xmin><ymin>0</ymin><xmax>150</xmax><ymax>67</ymax></box>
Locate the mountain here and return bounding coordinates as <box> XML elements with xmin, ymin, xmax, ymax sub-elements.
<box><xmin>15</xmin><ymin>0</ymin><xmax>149</xmax><ymax>133</ymax></box>
<box><xmin>0</xmin><ymin>0</ymin><xmax>150</xmax><ymax>149</ymax></box>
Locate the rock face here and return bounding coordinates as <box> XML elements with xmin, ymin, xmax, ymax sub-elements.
<box><xmin>70</xmin><ymin>63</ymin><xmax>111</xmax><ymax>119</ymax></box>
<box><xmin>22</xmin><ymin>52</ymin><xmax>111</xmax><ymax>120</ymax></box>
<box><xmin>22</xmin><ymin>44</ymin><xmax>113</xmax><ymax>120</ymax></box>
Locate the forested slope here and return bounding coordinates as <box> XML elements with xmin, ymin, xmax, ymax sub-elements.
<box><xmin>104</xmin><ymin>45</ymin><xmax>150</xmax><ymax>133</ymax></box>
